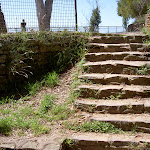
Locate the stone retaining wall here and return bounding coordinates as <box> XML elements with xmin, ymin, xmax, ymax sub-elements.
<box><xmin>0</xmin><ymin>38</ymin><xmax>69</xmax><ymax>94</ymax></box>
<box><xmin>0</xmin><ymin>33</ymin><xmax>86</xmax><ymax>95</ymax></box>
<box><xmin>0</xmin><ymin>40</ymin><xmax>9</xmax><ymax>91</ymax></box>
<box><xmin>145</xmin><ymin>14</ymin><xmax>150</xmax><ymax>29</ymax></box>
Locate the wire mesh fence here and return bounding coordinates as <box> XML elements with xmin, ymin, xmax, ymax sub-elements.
<box><xmin>0</xmin><ymin>0</ymin><xmax>125</xmax><ymax>33</ymax></box>
<box><xmin>0</xmin><ymin>0</ymin><xmax>77</xmax><ymax>33</ymax></box>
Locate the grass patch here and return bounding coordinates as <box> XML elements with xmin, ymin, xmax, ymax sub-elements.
<box><xmin>43</xmin><ymin>71</ymin><xmax>60</xmax><ymax>87</ymax></box>
<box><xmin>0</xmin><ymin>106</ymin><xmax>50</xmax><ymax>136</ymax></box>
<box><xmin>0</xmin><ymin>95</ymin><xmax>16</xmax><ymax>104</ymax></box>
<box><xmin>102</xmin><ymin>92</ymin><xmax>123</xmax><ymax>100</ymax></box>
<box><xmin>26</xmin><ymin>81</ymin><xmax>42</xmax><ymax>96</ymax></box>
<box><xmin>63</xmin><ymin>121</ymin><xmax>122</xmax><ymax>134</ymax></box>
<box><xmin>40</xmin><ymin>94</ymin><xmax>55</xmax><ymax>114</ymax></box>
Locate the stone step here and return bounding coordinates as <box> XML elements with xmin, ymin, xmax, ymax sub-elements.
<box><xmin>62</xmin><ymin>132</ymin><xmax>150</xmax><ymax>150</ymax></box>
<box><xmin>87</xmin><ymin>43</ymin><xmax>149</xmax><ymax>53</ymax></box>
<box><xmin>75</xmin><ymin>98</ymin><xmax>150</xmax><ymax>114</ymax></box>
<box><xmin>88</xmin><ymin>113</ymin><xmax>150</xmax><ymax>133</ymax></box>
<box><xmin>130</xmin><ymin>43</ymin><xmax>150</xmax><ymax>51</ymax></box>
<box><xmin>85</xmin><ymin>52</ymin><xmax>150</xmax><ymax>62</ymax></box>
<box><xmin>88</xmin><ymin>35</ymin><xmax>148</xmax><ymax>44</ymax></box>
<box><xmin>87</xmin><ymin>43</ymin><xmax>130</xmax><ymax>53</ymax></box>
<box><xmin>83</xmin><ymin>60</ymin><xmax>150</xmax><ymax>75</ymax></box>
<box><xmin>76</xmin><ymin>84</ymin><xmax>150</xmax><ymax>99</ymax></box>
<box><xmin>79</xmin><ymin>73</ymin><xmax>150</xmax><ymax>85</ymax></box>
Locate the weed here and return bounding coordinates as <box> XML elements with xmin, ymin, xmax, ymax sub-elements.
<box><xmin>0</xmin><ymin>95</ymin><xmax>16</xmax><ymax>104</ymax></box>
<box><xmin>135</xmin><ymin>66</ymin><xmax>149</xmax><ymax>75</ymax></box>
<box><xmin>64</xmin><ymin>138</ymin><xmax>74</xmax><ymax>147</ymax></box>
<box><xmin>49</xmin><ymin>104</ymin><xmax>74</xmax><ymax>121</ymax></box>
<box><xmin>43</xmin><ymin>71</ymin><xmax>60</xmax><ymax>87</ymax></box>
<box><xmin>26</xmin><ymin>81</ymin><xmax>41</xmax><ymax>96</ymax></box>
<box><xmin>87</xmin><ymin>104</ymin><xmax>96</xmax><ymax>113</ymax></box>
<box><xmin>103</xmin><ymin>92</ymin><xmax>123</xmax><ymax>100</ymax></box>
<box><xmin>0</xmin><ymin>117</ymin><xmax>13</xmax><ymax>135</ymax></box>
<box><xmin>40</xmin><ymin>94</ymin><xmax>56</xmax><ymax>114</ymax></box>
<box><xmin>63</xmin><ymin>121</ymin><xmax>122</xmax><ymax>133</ymax></box>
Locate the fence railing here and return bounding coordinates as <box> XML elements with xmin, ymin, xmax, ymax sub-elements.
<box><xmin>6</xmin><ymin>26</ymin><xmax>126</xmax><ymax>33</ymax></box>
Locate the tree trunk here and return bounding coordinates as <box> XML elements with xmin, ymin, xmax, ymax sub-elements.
<box><xmin>0</xmin><ymin>5</ymin><xmax>7</xmax><ymax>33</ymax></box>
<box><xmin>35</xmin><ymin>0</ymin><xmax>53</xmax><ymax>31</ymax></box>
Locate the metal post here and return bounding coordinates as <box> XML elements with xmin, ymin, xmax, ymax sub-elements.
<box><xmin>75</xmin><ymin>0</ymin><xmax>78</xmax><ymax>31</ymax></box>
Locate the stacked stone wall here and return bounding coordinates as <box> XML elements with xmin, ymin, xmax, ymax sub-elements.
<box><xmin>145</xmin><ymin>14</ymin><xmax>150</xmax><ymax>29</ymax></box>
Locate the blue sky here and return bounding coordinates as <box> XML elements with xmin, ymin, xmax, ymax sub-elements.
<box><xmin>77</xmin><ymin>0</ymin><xmax>134</xmax><ymax>26</ymax></box>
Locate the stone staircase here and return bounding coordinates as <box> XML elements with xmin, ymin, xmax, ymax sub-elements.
<box><xmin>68</xmin><ymin>35</ymin><xmax>150</xmax><ymax>149</ymax></box>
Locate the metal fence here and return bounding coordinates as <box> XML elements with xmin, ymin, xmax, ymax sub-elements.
<box><xmin>0</xmin><ymin>0</ymin><xmax>77</xmax><ymax>33</ymax></box>
<box><xmin>0</xmin><ymin>0</ymin><xmax>125</xmax><ymax>33</ymax></box>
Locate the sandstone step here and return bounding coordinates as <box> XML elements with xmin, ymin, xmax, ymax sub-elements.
<box><xmin>130</xmin><ymin>43</ymin><xmax>146</xmax><ymax>51</ymax></box>
<box><xmin>75</xmin><ymin>98</ymin><xmax>150</xmax><ymax>114</ymax></box>
<box><xmin>88</xmin><ymin>113</ymin><xmax>150</xmax><ymax>133</ymax></box>
<box><xmin>87</xmin><ymin>43</ymin><xmax>130</xmax><ymax>53</ymax></box>
<box><xmin>83</xmin><ymin>60</ymin><xmax>150</xmax><ymax>74</ymax></box>
<box><xmin>79</xmin><ymin>73</ymin><xmax>150</xmax><ymax>85</ymax></box>
<box><xmin>89</xmin><ymin>36</ymin><xmax>128</xmax><ymax>44</ymax></box>
<box><xmin>85</xmin><ymin>52</ymin><xmax>150</xmax><ymax>62</ymax></box>
<box><xmin>77</xmin><ymin>84</ymin><xmax>150</xmax><ymax>99</ymax></box>
<box><xmin>88</xmin><ymin>35</ymin><xmax>148</xmax><ymax>44</ymax></box>
<box><xmin>130</xmin><ymin>35</ymin><xmax>149</xmax><ymax>43</ymax></box>
<box><xmin>61</xmin><ymin>132</ymin><xmax>150</xmax><ymax>150</ymax></box>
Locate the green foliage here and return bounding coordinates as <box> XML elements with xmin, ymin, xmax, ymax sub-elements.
<box><xmin>26</xmin><ymin>81</ymin><xmax>42</xmax><ymax>96</ymax></box>
<box><xmin>40</xmin><ymin>94</ymin><xmax>55</xmax><ymax>114</ymax></box>
<box><xmin>63</xmin><ymin>121</ymin><xmax>122</xmax><ymax>133</ymax></box>
<box><xmin>43</xmin><ymin>71</ymin><xmax>60</xmax><ymax>87</ymax></box>
<box><xmin>0</xmin><ymin>95</ymin><xmax>16</xmax><ymax>104</ymax></box>
<box><xmin>103</xmin><ymin>92</ymin><xmax>123</xmax><ymax>100</ymax></box>
<box><xmin>0</xmin><ymin>117</ymin><xmax>13</xmax><ymax>135</ymax></box>
<box><xmin>0</xmin><ymin>109</ymin><xmax>50</xmax><ymax>136</ymax></box>
<box><xmin>90</xmin><ymin>3</ymin><xmax>101</xmax><ymax>32</ymax></box>
<box><xmin>117</xmin><ymin>0</ymin><xmax>150</xmax><ymax>29</ymax></box>
<box><xmin>135</xmin><ymin>66</ymin><xmax>149</xmax><ymax>75</ymax></box>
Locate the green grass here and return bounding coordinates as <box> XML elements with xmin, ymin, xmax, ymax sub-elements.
<box><xmin>102</xmin><ymin>92</ymin><xmax>123</xmax><ymax>100</ymax></box>
<box><xmin>135</xmin><ymin>66</ymin><xmax>149</xmax><ymax>75</ymax></box>
<box><xmin>43</xmin><ymin>71</ymin><xmax>60</xmax><ymax>87</ymax></box>
<box><xmin>0</xmin><ymin>95</ymin><xmax>16</xmax><ymax>104</ymax></box>
<box><xmin>40</xmin><ymin>94</ymin><xmax>55</xmax><ymax>114</ymax></box>
<box><xmin>26</xmin><ymin>81</ymin><xmax>42</xmax><ymax>96</ymax></box>
<box><xmin>0</xmin><ymin>106</ymin><xmax>50</xmax><ymax>136</ymax></box>
<box><xmin>63</xmin><ymin>121</ymin><xmax>122</xmax><ymax>134</ymax></box>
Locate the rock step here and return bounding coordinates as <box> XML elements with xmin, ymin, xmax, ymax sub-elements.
<box><xmin>79</xmin><ymin>73</ymin><xmax>150</xmax><ymax>85</ymax></box>
<box><xmin>77</xmin><ymin>84</ymin><xmax>150</xmax><ymax>99</ymax></box>
<box><xmin>87</xmin><ymin>43</ymin><xmax>131</xmax><ymax>53</ymax></box>
<box><xmin>130</xmin><ymin>43</ymin><xmax>150</xmax><ymax>51</ymax></box>
<box><xmin>83</xmin><ymin>60</ymin><xmax>150</xmax><ymax>74</ymax></box>
<box><xmin>88</xmin><ymin>35</ymin><xmax>148</xmax><ymax>44</ymax></box>
<box><xmin>87</xmin><ymin>43</ymin><xmax>149</xmax><ymax>53</ymax></box>
<box><xmin>62</xmin><ymin>132</ymin><xmax>150</xmax><ymax>150</ymax></box>
<box><xmin>88</xmin><ymin>113</ymin><xmax>150</xmax><ymax>133</ymax></box>
<box><xmin>75</xmin><ymin>98</ymin><xmax>150</xmax><ymax>114</ymax></box>
<box><xmin>85</xmin><ymin>52</ymin><xmax>150</xmax><ymax>62</ymax></box>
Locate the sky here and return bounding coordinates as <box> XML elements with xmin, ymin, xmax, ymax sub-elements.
<box><xmin>77</xmin><ymin>0</ymin><xmax>134</xmax><ymax>26</ymax></box>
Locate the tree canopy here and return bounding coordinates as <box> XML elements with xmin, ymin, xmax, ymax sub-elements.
<box><xmin>117</xmin><ymin>0</ymin><xmax>150</xmax><ymax>29</ymax></box>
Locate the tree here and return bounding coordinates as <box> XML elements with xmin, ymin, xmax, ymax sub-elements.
<box><xmin>117</xmin><ymin>0</ymin><xmax>150</xmax><ymax>30</ymax></box>
<box><xmin>117</xmin><ymin>0</ymin><xmax>131</xmax><ymax>30</ymax></box>
<box><xmin>89</xmin><ymin>0</ymin><xmax>101</xmax><ymax>32</ymax></box>
<box><xmin>0</xmin><ymin>4</ymin><xmax>7</xmax><ymax>33</ymax></box>
<box><xmin>35</xmin><ymin>0</ymin><xmax>53</xmax><ymax>31</ymax></box>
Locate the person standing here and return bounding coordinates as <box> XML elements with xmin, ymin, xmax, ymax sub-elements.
<box><xmin>21</xmin><ymin>19</ymin><xmax>26</xmax><ymax>31</ymax></box>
